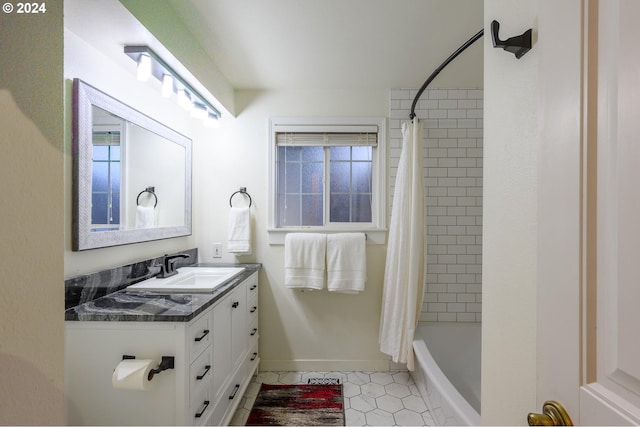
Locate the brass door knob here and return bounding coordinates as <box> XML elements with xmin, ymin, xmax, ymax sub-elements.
<box><xmin>527</xmin><ymin>400</ymin><xmax>573</xmax><ymax>426</ymax></box>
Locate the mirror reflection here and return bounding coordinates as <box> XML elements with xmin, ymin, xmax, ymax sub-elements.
<box><xmin>90</xmin><ymin>106</ymin><xmax>186</xmax><ymax>232</ymax></box>
<box><xmin>91</xmin><ymin>107</ymin><xmax>122</xmax><ymax>231</ymax></box>
<box><xmin>73</xmin><ymin>79</ymin><xmax>192</xmax><ymax>250</ymax></box>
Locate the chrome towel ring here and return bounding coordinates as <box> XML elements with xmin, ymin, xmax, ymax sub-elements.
<box><xmin>137</xmin><ymin>186</ymin><xmax>158</xmax><ymax>208</ymax></box>
<box><xmin>229</xmin><ymin>187</ymin><xmax>252</xmax><ymax>208</ymax></box>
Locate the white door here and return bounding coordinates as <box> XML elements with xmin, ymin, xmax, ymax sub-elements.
<box><xmin>537</xmin><ymin>0</ymin><xmax>640</xmax><ymax>424</ymax></box>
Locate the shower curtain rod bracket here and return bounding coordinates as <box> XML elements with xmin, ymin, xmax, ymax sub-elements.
<box><xmin>490</xmin><ymin>20</ymin><xmax>532</xmax><ymax>59</ymax></box>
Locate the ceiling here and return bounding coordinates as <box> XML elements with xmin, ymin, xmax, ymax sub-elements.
<box><xmin>166</xmin><ymin>0</ymin><xmax>485</xmax><ymax>91</ymax></box>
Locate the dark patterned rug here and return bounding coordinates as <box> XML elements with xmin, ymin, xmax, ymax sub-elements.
<box><xmin>246</xmin><ymin>383</ymin><xmax>344</xmax><ymax>426</ymax></box>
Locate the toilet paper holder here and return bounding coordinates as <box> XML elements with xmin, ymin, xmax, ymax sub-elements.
<box><xmin>122</xmin><ymin>355</ymin><xmax>175</xmax><ymax>380</ymax></box>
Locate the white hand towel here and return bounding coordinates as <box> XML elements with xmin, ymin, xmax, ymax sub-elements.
<box><xmin>327</xmin><ymin>233</ymin><xmax>367</xmax><ymax>293</ymax></box>
<box><xmin>284</xmin><ymin>233</ymin><xmax>326</xmax><ymax>290</ymax></box>
<box><xmin>227</xmin><ymin>207</ymin><xmax>252</xmax><ymax>254</ymax></box>
<box><xmin>135</xmin><ymin>206</ymin><xmax>155</xmax><ymax>229</ymax></box>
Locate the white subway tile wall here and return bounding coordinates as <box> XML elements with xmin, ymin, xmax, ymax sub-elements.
<box><xmin>389</xmin><ymin>88</ymin><xmax>483</xmax><ymax>323</ymax></box>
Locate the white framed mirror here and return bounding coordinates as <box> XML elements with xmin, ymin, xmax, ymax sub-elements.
<box><xmin>72</xmin><ymin>78</ymin><xmax>192</xmax><ymax>250</ymax></box>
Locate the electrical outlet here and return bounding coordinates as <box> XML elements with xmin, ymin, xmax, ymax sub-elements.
<box><xmin>213</xmin><ymin>243</ymin><xmax>222</xmax><ymax>258</ymax></box>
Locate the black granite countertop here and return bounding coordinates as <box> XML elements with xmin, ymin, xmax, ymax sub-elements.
<box><xmin>65</xmin><ymin>263</ymin><xmax>261</xmax><ymax>322</ymax></box>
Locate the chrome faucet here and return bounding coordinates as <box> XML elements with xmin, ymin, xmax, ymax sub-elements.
<box><xmin>158</xmin><ymin>253</ymin><xmax>190</xmax><ymax>278</ymax></box>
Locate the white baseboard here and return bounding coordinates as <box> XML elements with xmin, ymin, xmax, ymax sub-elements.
<box><xmin>259</xmin><ymin>359</ymin><xmax>391</xmax><ymax>372</ymax></box>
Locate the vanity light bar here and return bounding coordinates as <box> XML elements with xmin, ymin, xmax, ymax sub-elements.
<box><xmin>124</xmin><ymin>45</ymin><xmax>221</xmax><ymax>120</ymax></box>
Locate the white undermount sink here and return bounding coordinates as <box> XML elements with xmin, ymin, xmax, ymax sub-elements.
<box><xmin>127</xmin><ymin>267</ymin><xmax>245</xmax><ymax>293</ymax></box>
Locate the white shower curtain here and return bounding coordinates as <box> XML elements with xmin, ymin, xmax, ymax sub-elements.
<box><xmin>379</xmin><ymin>119</ymin><xmax>425</xmax><ymax>371</ymax></box>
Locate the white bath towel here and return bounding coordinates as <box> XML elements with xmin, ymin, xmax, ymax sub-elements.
<box><xmin>327</xmin><ymin>233</ymin><xmax>367</xmax><ymax>293</ymax></box>
<box><xmin>284</xmin><ymin>233</ymin><xmax>326</xmax><ymax>290</ymax></box>
<box><xmin>135</xmin><ymin>206</ymin><xmax>155</xmax><ymax>229</ymax></box>
<box><xmin>227</xmin><ymin>207</ymin><xmax>252</xmax><ymax>254</ymax></box>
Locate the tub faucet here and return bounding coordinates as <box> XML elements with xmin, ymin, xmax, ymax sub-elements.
<box><xmin>158</xmin><ymin>253</ymin><xmax>190</xmax><ymax>278</ymax></box>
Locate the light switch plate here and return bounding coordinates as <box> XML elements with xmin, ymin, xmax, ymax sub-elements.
<box><xmin>213</xmin><ymin>243</ymin><xmax>222</xmax><ymax>258</ymax></box>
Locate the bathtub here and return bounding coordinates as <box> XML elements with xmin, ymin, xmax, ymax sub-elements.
<box><xmin>411</xmin><ymin>322</ymin><xmax>481</xmax><ymax>426</ymax></box>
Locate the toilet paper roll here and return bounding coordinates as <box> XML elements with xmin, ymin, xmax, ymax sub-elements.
<box><xmin>112</xmin><ymin>359</ymin><xmax>156</xmax><ymax>391</ymax></box>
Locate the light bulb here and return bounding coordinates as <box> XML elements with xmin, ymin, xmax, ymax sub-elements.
<box><xmin>177</xmin><ymin>89</ymin><xmax>193</xmax><ymax>111</ymax></box>
<box><xmin>136</xmin><ymin>54</ymin><xmax>152</xmax><ymax>82</ymax></box>
<box><xmin>161</xmin><ymin>74</ymin><xmax>173</xmax><ymax>98</ymax></box>
<box><xmin>191</xmin><ymin>103</ymin><xmax>207</xmax><ymax>119</ymax></box>
<box><xmin>204</xmin><ymin>114</ymin><xmax>219</xmax><ymax>128</ymax></box>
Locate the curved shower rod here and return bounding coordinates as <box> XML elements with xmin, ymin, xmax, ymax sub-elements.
<box><xmin>409</xmin><ymin>28</ymin><xmax>484</xmax><ymax>120</ymax></box>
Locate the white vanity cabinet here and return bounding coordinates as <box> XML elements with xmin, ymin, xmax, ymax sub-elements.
<box><xmin>210</xmin><ymin>272</ymin><xmax>259</xmax><ymax>425</ymax></box>
<box><xmin>65</xmin><ymin>270</ymin><xmax>259</xmax><ymax>426</ymax></box>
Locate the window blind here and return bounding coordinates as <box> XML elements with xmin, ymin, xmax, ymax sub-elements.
<box><xmin>275</xmin><ymin>132</ymin><xmax>377</xmax><ymax>147</ymax></box>
<box><xmin>274</xmin><ymin>124</ymin><xmax>378</xmax><ymax>147</ymax></box>
<box><xmin>92</xmin><ymin>131</ymin><xmax>121</xmax><ymax>145</ymax></box>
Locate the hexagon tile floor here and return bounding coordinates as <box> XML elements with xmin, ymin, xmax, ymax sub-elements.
<box><xmin>230</xmin><ymin>371</ymin><xmax>435</xmax><ymax>426</ymax></box>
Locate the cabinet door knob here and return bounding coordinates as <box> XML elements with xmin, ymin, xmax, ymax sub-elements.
<box><xmin>232</xmin><ymin>301</ymin><xmax>239</xmax><ymax>308</ymax></box>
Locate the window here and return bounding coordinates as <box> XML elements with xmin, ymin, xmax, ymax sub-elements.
<box><xmin>268</xmin><ymin>117</ymin><xmax>386</xmax><ymax>244</ymax></box>
<box><xmin>91</xmin><ymin>129</ymin><xmax>121</xmax><ymax>231</ymax></box>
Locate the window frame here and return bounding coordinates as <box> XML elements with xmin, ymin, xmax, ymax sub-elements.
<box><xmin>90</xmin><ymin>124</ymin><xmax>126</xmax><ymax>231</ymax></box>
<box><xmin>268</xmin><ymin>117</ymin><xmax>387</xmax><ymax>245</ymax></box>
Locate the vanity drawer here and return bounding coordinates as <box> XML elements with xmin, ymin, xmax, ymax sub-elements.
<box><xmin>211</xmin><ymin>374</ymin><xmax>242</xmax><ymax>426</ymax></box>
<box><xmin>189</xmin><ymin>349</ymin><xmax>212</xmax><ymax>409</ymax></box>
<box><xmin>248</xmin><ymin>341</ymin><xmax>259</xmax><ymax>368</ymax></box>
<box><xmin>190</xmin><ymin>388</ymin><xmax>211</xmax><ymax>427</ymax></box>
<box><xmin>212</xmin><ymin>359</ymin><xmax>247</xmax><ymax>425</ymax></box>
<box><xmin>248</xmin><ymin>294</ymin><xmax>258</xmax><ymax>324</ymax></box>
<box><xmin>246</xmin><ymin>274</ymin><xmax>258</xmax><ymax>298</ymax></box>
<box><xmin>188</xmin><ymin>314</ymin><xmax>211</xmax><ymax>362</ymax></box>
<box><xmin>248</xmin><ymin>317</ymin><xmax>259</xmax><ymax>345</ymax></box>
